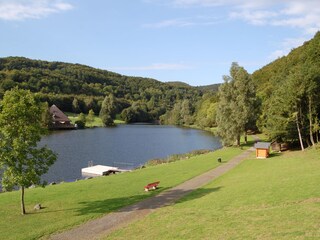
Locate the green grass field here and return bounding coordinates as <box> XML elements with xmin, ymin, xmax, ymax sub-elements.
<box><xmin>0</xmin><ymin>147</ymin><xmax>244</xmax><ymax>240</ymax></box>
<box><xmin>107</xmin><ymin>147</ymin><xmax>320</xmax><ymax>240</ymax></box>
<box><xmin>67</xmin><ymin>112</ymin><xmax>125</xmax><ymax>127</ymax></box>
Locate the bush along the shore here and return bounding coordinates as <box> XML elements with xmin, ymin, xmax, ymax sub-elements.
<box><xmin>145</xmin><ymin>149</ymin><xmax>212</xmax><ymax>167</ymax></box>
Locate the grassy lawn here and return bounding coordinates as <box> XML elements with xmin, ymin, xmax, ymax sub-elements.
<box><xmin>67</xmin><ymin>112</ymin><xmax>125</xmax><ymax>127</ymax></box>
<box><xmin>107</xmin><ymin>147</ymin><xmax>320</xmax><ymax>240</ymax></box>
<box><xmin>0</xmin><ymin>146</ymin><xmax>245</xmax><ymax>240</ymax></box>
<box><xmin>188</xmin><ymin>125</ymin><xmax>217</xmax><ymax>135</ymax></box>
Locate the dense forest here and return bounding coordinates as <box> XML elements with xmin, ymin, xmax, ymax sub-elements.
<box><xmin>251</xmin><ymin>32</ymin><xmax>320</xmax><ymax>149</ymax></box>
<box><xmin>215</xmin><ymin>32</ymin><xmax>320</xmax><ymax>148</ymax></box>
<box><xmin>0</xmin><ymin>57</ymin><xmax>218</xmax><ymax>126</ymax></box>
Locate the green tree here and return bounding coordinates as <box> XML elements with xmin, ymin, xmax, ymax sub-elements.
<box><xmin>263</xmin><ymin>64</ymin><xmax>318</xmax><ymax>151</ymax></box>
<box><xmin>181</xmin><ymin>99</ymin><xmax>194</xmax><ymax>125</ymax></box>
<box><xmin>99</xmin><ymin>94</ymin><xmax>117</xmax><ymax>126</ymax></box>
<box><xmin>101</xmin><ymin>113</ymin><xmax>115</xmax><ymax>126</ymax></box>
<box><xmin>72</xmin><ymin>98</ymin><xmax>81</xmax><ymax>113</ymax></box>
<box><xmin>78</xmin><ymin>112</ymin><xmax>86</xmax><ymax>124</ymax></box>
<box><xmin>86</xmin><ymin>109</ymin><xmax>95</xmax><ymax>126</ymax></box>
<box><xmin>40</xmin><ymin>101</ymin><xmax>53</xmax><ymax>129</ymax></box>
<box><xmin>195</xmin><ymin>93</ymin><xmax>218</xmax><ymax>128</ymax></box>
<box><xmin>75</xmin><ymin>112</ymin><xmax>86</xmax><ymax>129</ymax></box>
<box><xmin>253</xmin><ymin>32</ymin><xmax>320</xmax><ymax>148</ymax></box>
<box><xmin>120</xmin><ymin>102</ymin><xmax>151</xmax><ymax>123</ymax></box>
<box><xmin>120</xmin><ymin>107</ymin><xmax>135</xmax><ymax>123</ymax></box>
<box><xmin>216</xmin><ymin>63</ymin><xmax>256</xmax><ymax>146</ymax></box>
<box><xmin>84</xmin><ymin>97</ymin><xmax>98</xmax><ymax>114</ymax></box>
<box><xmin>0</xmin><ymin>88</ymin><xmax>56</xmax><ymax>215</ymax></box>
<box><xmin>147</xmin><ymin>96</ymin><xmax>156</xmax><ymax>110</ymax></box>
<box><xmin>99</xmin><ymin>94</ymin><xmax>117</xmax><ymax>118</ymax></box>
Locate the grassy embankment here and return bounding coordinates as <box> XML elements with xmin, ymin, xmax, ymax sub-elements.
<box><xmin>0</xmin><ymin>143</ymin><xmax>247</xmax><ymax>240</ymax></box>
<box><xmin>67</xmin><ymin>113</ymin><xmax>125</xmax><ymax>127</ymax></box>
<box><xmin>108</xmin><ymin>146</ymin><xmax>320</xmax><ymax>240</ymax></box>
<box><xmin>188</xmin><ymin>124</ymin><xmax>217</xmax><ymax>135</ymax></box>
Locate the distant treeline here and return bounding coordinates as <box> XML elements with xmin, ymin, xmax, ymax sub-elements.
<box><xmin>0</xmin><ymin>57</ymin><xmax>219</xmax><ymax>127</ymax></box>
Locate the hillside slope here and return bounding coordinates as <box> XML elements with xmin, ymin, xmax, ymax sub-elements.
<box><xmin>0</xmin><ymin>57</ymin><xmax>202</xmax><ymax>120</ymax></box>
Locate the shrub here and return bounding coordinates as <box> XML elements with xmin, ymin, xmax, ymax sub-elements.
<box><xmin>145</xmin><ymin>149</ymin><xmax>212</xmax><ymax>167</ymax></box>
<box><xmin>75</xmin><ymin>120</ymin><xmax>85</xmax><ymax>129</ymax></box>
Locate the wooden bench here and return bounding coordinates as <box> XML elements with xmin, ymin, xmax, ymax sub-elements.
<box><xmin>144</xmin><ymin>181</ymin><xmax>160</xmax><ymax>191</ymax></box>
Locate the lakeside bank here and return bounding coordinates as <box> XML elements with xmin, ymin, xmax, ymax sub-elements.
<box><xmin>0</xmin><ymin>143</ymin><xmax>248</xmax><ymax>240</ymax></box>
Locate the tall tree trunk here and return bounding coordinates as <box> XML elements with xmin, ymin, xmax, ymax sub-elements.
<box><xmin>21</xmin><ymin>186</ymin><xmax>26</xmax><ymax>215</ymax></box>
<box><xmin>306</xmin><ymin>137</ymin><xmax>311</xmax><ymax>148</ymax></box>
<box><xmin>296</xmin><ymin>113</ymin><xmax>305</xmax><ymax>151</ymax></box>
<box><xmin>236</xmin><ymin>135</ymin><xmax>241</xmax><ymax>147</ymax></box>
<box><xmin>244</xmin><ymin>132</ymin><xmax>248</xmax><ymax>144</ymax></box>
<box><xmin>308</xmin><ymin>96</ymin><xmax>315</xmax><ymax>147</ymax></box>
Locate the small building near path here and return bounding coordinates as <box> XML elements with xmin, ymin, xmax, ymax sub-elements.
<box><xmin>49</xmin><ymin>105</ymin><xmax>75</xmax><ymax>130</ymax></box>
<box><xmin>254</xmin><ymin>142</ymin><xmax>271</xmax><ymax>159</ymax></box>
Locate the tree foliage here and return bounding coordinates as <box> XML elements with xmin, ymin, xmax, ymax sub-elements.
<box><xmin>0</xmin><ymin>57</ymin><xmax>203</xmax><ymax>123</ymax></box>
<box><xmin>99</xmin><ymin>94</ymin><xmax>116</xmax><ymax>126</ymax></box>
<box><xmin>86</xmin><ymin>109</ymin><xmax>95</xmax><ymax>126</ymax></box>
<box><xmin>216</xmin><ymin>63</ymin><xmax>256</xmax><ymax>146</ymax></box>
<box><xmin>120</xmin><ymin>102</ymin><xmax>151</xmax><ymax>123</ymax></box>
<box><xmin>75</xmin><ymin>113</ymin><xmax>86</xmax><ymax>129</ymax></box>
<box><xmin>0</xmin><ymin>88</ymin><xmax>56</xmax><ymax>214</ymax></box>
<box><xmin>194</xmin><ymin>93</ymin><xmax>218</xmax><ymax>128</ymax></box>
<box><xmin>253</xmin><ymin>31</ymin><xmax>320</xmax><ymax>149</ymax></box>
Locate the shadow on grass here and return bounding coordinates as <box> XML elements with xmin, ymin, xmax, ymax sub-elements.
<box><xmin>242</xmin><ymin>140</ymin><xmax>256</xmax><ymax>148</ymax></box>
<box><xmin>27</xmin><ymin>206</ymin><xmax>79</xmax><ymax>215</ymax></box>
<box><xmin>76</xmin><ymin>187</ymin><xmax>222</xmax><ymax>216</ymax></box>
<box><xmin>176</xmin><ymin>186</ymin><xmax>222</xmax><ymax>204</ymax></box>
<box><xmin>269</xmin><ymin>152</ymin><xmax>283</xmax><ymax>158</ymax></box>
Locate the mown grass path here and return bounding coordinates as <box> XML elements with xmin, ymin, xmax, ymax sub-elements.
<box><xmin>108</xmin><ymin>145</ymin><xmax>320</xmax><ymax>239</ymax></box>
<box><xmin>50</xmin><ymin>145</ymin><xmax>257</xmax><ymax>240</ymax></box>
<box><xmin>1</xmin><ymin>143</ymin><xmax>247</xmax><ymax>240</ymax></box>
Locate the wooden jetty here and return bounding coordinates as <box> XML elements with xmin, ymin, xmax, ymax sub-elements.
<box><xmin>81</xmin><ymin>165</ymin><xmax>129</xmax><ymax>176</ymax></box>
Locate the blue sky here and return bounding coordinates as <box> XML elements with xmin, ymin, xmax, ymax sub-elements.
<box><xmin>0</xmin><ymin>0</ymin><xmax>319</xmax><ymax>86</ymax></box>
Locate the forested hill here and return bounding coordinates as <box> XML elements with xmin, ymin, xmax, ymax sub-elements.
<box><xmin>0</xmin><ymin>57</ymin><xmax>217</xmax><ymax>124</ymax></box>
<box><xmin>196</xmin><ymin>84</ymin><xmax>220</xmax><ymax>92</ymax></box>
<box><xmin>253</xmin><ymin>32</ymin><xmax>320</xmax><ymax>98</ymax></box>
<box><xmin>0</xmin><ymin>57</ymin><xmax>197</xmax><ymax>98</ymax></box>
<box><xmin>251</xmin><ymin>32</ymin><xmax>320</xmax><ymax>147</ymax></box>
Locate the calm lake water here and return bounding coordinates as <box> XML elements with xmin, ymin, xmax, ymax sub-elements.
<box><xmin>40</xmin><ymin>125</ymin><xmax>222</xmax><ymax>183</ymax></box>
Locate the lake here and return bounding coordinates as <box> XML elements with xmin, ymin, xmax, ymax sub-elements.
<box><xmin>40</xmin><ymin>125</ymin><xmax>222</xmax><ymax>183</ymax></box>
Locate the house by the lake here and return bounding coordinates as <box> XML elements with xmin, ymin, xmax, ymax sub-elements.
<box><xmin>49</xmin><ymin>105</ymin><xmax>75</xmax><ymax>130</ymax></box>
<box><xmin>254</xmin><ymin>142</ymin><xmax>271</xmax><ymax>159</ymax></box>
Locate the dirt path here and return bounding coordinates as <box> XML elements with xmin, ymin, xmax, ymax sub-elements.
<box><xmin>50</xmin><ymin>145</ymin><xmax>256</xmax><ymax>240</ymax></box>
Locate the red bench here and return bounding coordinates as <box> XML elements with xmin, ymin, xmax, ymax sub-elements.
<box><xmin>144</xmin><ymin>181</ymin><xmax>160</xmax><ymax>191</ymax></box>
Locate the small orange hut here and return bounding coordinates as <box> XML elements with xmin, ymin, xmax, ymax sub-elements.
<box><xmin>254</xmin><ymin>142</ymin><xmax>271</xmax><ymax>159</ymax></box>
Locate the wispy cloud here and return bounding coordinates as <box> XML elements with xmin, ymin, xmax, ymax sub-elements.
<box><xmin>155</xmin><ymin>0</ymin><xmax>320</xmax><ymax>34</ymax></box>
<box><xmin>230</xmin><ymin>2</ymin><xmax>320</xmax><ymax>35</ymax></box>
<box><xmin>148</xmin><ymin>0</ymin><xmax>319</xmax><ymax>62</ymax></box>
<box><xmin>143</xmin><ymin>19</ymin><xmax>195</xmax><ymax>28</ymax></box>
<box><xmin>230</xmin><ymin>10</ymin><xmax>279</xmax><ymax>26</ymax></box>
<box><xmin>0</xmin><ymin>0</ymin><xmax>73</xmax><ymax>21</ymax></box>
<box><xmin>143</xmin><ymin>16</ymin><xmax>220</xmax><ymax>28</ymax></box>
<box><xmin>109</xmin><ymin>63</ymin><xmax>192</xmax><ymax>71</ymax></box>
<box><xmin>162</xmin><ymin>0</ymin><xmax>276</xmax><ymax>8</ymax></box>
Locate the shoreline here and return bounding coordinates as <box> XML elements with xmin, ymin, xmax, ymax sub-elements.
<box><xmin>40</xmin><ymin>124</ymin><xmax>223</xmax><ymax>185</ymax></box>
